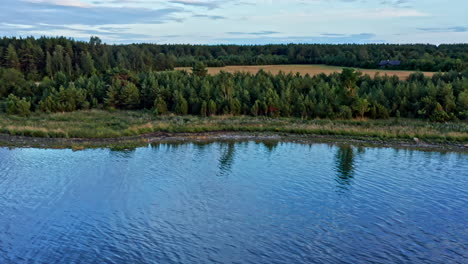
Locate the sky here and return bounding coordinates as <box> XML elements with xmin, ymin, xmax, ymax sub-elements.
<box><xmin>0</xmin><ymin>0</ymin><xmax>467</xmax><ymax>44</ymax></box>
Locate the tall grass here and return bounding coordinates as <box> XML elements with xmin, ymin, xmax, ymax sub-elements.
<box><xmin>0</xmin><ymin>110</ymin><xmax>467</xmax><ymax>142</ymax></box>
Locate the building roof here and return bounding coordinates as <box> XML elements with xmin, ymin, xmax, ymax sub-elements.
<box><xmin>379</xmin><ymin>60</ymin><xmax>401</xmax><ymax>66</ymax></box>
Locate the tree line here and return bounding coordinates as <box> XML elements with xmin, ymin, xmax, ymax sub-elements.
<box><xmin>0</xmin><ymin>37</ymin><xmax>467</xmax><ymax>81</ymax></box>
<box><xmin>1</xmin><ymin>63</ymin><xmax>467</xmax><ymax>122</ymax></box>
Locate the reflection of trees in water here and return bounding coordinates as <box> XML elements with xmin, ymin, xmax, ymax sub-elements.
<box><xmin>334</xmin><ymin>145</ymin><xmax>364</xmax><ymax>190</ymax></box>
<box><xmin>261</xmin><ymin>140</ymin><xmax>279</xmax><ymax>153</ymax></box>
<box><xmin>150</xmin><ymin>142</ymin><xmax>181</xmax><ymax>151</ymax></box>
<box><xmin>218</xmin><ymin>142</ymin><xmax>236</xmax><ymax>174</ymax></box>
<box><xmin>253</xmin><ymin>140</ymin><xmax>279</xmax><ymax>153</ymax></box>
<box><xmin>109</xmin><ymin>147</ymin><xmax>136</xmax><ymax>157</ymax></box>
<box><xmin>193</xmin><ymin>142</ymin><xmax>210</xmax><ymax>152</ymax></box>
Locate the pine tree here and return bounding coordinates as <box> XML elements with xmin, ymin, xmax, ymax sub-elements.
<box><xmin>200</xmin><ymin>101</ymin><xmax>208</xmax><ymax>117</ymax></box>
<box><xmin>208</xmin><ymin>99</ymin><xmax>217</xmax><ymax>116</ymax></box>
<box><xmin>154</xmin><ymin>97</ymin><xmax>168</xmax><ymax>115</ymax></box>
<box><xmin>65</xmin><ymin>54</ymin><xmax>73</xmax><ymax>77</ymax></box>
<box><xmin>45</xmin><ymin>52</ymin><xmax>53</xmax><ymax>78</ymax></box>
<box><xmin>80</xmin><ymin>51</ymin><xmax>96</xmax><ymax>76</ymax></box>
<box><xmin>192</xmin><ymin>62</ymin><xmax>208</xmax><ymax>77</ymax></box>
<box><xmin>4</xmin><ymin>44</ymin><xmax>20</xmax><ymax>70</ymax></box>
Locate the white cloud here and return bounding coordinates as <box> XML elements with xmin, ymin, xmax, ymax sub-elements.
<box><xmin>350</xmin><ymin>8</ymin><xmax>430</xmax><ymax>18</ymax></box>
<box><xmin>24</xmin><ymin>0</ymin><xmax>92</xmax><ymax>8</ymax></box>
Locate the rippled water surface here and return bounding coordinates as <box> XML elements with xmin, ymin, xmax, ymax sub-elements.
<box><xmin>0</xmin><ymin>142</ymin><xmax>467</xmax><ymax>264</ymax></box>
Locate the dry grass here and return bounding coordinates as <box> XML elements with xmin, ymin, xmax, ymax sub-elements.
<box><xmin>176</xmin><ymin>64</ymin><xmax>435</xmax><ymax>79</ymax></box>
<box><xmin>0</xmin><ymin>110</ymin><xmax>466</xmax><ymax>143</ymax></box>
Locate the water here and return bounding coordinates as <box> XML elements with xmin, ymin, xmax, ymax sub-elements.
<box><xmin>0</xmin><ymin>142</ymin><xmax>467</xmax><ymax>264</ymax></box>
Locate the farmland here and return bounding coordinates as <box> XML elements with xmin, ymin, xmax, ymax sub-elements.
<box><xmin>176</xmin><ymin>64</ymin><xmax>436</xmax><ymax>79</ymax></box>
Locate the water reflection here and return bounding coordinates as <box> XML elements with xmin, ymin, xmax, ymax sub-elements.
<box><xmin>261</xmin><ymin>140</ymin><xmax>279</xmax><ymax>152</ymax></box>
<box><xmin>334</xmin><ymin>145</ymin><xmax>359</xmax><ymax>190</ymax></box>
<box><xmin>218</xmin><ymin>142</ymin><xmax>236</xmax><ymax>174</ymax></box>
<box><xmin>1</xmin><ymin>143</ymin><xmax>467</xmax><ymax>264</ymax></box>
<box><xmin>109</xmin><ymin>148</ymin><xmax>136</xmax><ymax>157</ymax></box>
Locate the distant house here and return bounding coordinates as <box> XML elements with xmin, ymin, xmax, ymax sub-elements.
<box><xmin>379</xmin><ymin>60</ymin><xmax>401</xmax><ymax>67</ymax></box>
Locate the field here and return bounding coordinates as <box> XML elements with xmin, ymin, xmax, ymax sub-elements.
<box><xmin>0</xmin><ymin>110</ymin><xmax>466</xmax><ymax>144</ymax></box>
<box><xmin>176</xmin><ymin>64</ymin><xmax>435</xmax><ymax>79</ymax></box>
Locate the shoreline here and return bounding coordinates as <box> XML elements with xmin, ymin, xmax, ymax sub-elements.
<box><xmin>1</xmin><ymin>132</ymin><xmax>466</xmax><ymax>153</ymax></box>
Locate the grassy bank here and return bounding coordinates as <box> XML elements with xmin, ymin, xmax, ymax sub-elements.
<box><xmin>0</xmin><ymin>110</ymin><xmax>467</xmax><ymax>143</ymax></box>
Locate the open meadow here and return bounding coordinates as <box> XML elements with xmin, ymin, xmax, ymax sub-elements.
<box><xmin>176</xmin><ymin>64</ymin><xmax>436</xmax><ymax>79</ymax></box>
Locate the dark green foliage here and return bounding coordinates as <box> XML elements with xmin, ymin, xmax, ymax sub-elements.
<box><xmin>154</xmin><ymin>97</ymin><xmax>167</xmax><ymax>115</ymax></box>
<box><xmin>338</xmin><ymin>106</ymin><xmax>353</xmax><ymax>119</ymax></box>
<box><xmin>352</xmin><ymin>98</ymin><xmax>370</xmax><ymax>118</ymax></box>
<box><xmin>4</xmin><ymin>44</ymin><xmax>20</xmax><ymax>70</ymax></box>
<box><xmin>173</xmin><ymin>91</ymin><xmax>188</xmax><ymax>115</ymax></box>
<box><xmin>0</xmin><ymin>37</ymin><xmax>467</xmax><ymax>78</ymax></box>
<box><xmin>1</xmin><ymin>67</ymin><xmax>467</xmax><ymax>120</ymax></box>
<box><xmin>106</xmin><ymin>79</ymin><xmax>140</xmax><ymax>109</ymax></box>
<box><xmin>0</xmin><ymin>36</ymin><xmax>466</xmax><ymax>121</ymax></box>
<box><xmin>192</xmin><ymin>62</ymin><xmax>208</xmax><ymax>77</ymax></box>
<box><xmin>6</xmin><ymin>94</ymin><xmax>31</xmax><ymax>116</ymax></box>
<box><xmin>430</xmin><ymin>103</ymin><xmax>451</xmax><ymax>122</ymax></box>
<box><xmin>38</xmin><ymin>83</ymin><xmax>87</xmax><ymax>112</ymax></box>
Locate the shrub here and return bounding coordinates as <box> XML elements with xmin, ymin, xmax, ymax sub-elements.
<box><xmin>6</xmin><ymin>94</ymin><xmax>31</xmax><ymax>117</ymax></box>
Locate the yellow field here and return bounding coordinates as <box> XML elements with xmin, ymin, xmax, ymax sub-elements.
<box><xmin>176</xmin><ymin>64</ymin><xmax>435</xmax><ymax>79</ymax></box>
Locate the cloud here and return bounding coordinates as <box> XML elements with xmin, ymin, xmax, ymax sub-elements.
<box><xmin>227</xmin><ymin>31</ymin><xmax>280</xmax><ymax>36</ymax></box>
<box><xmin>0</xmin><ymin>0</ymin><xmax>464</xmax><ymax>44</ymax></box>
<box><xmin>417</xmin><ymin>26</ymin><xmax>468</xmax><ymax>33</ymax></box>
<box><xmin>218</xmin><ymin>33</ymin><xmax>380</xmax><ymax>45</ymax></box>
<box><xmin>24</xmin><ymin>0</ymin><xmax>91</xmax><ymax>8</ymax></box>
<box><xmin>192</xmin><ymin>14</ymin><xmax>226</xmax><ymax>20</ymax></box>
<box><xmin>343</xmin><ymin>8</ymin><xmax>429</xmax><ymax>19</ymax></box>
<box><xmin>379</xmin><ymin>0</ymin><xmax>414</xmax><ymax>7</ymax></box>
<box><xmin>321</xmin><ymin>33</ymin><xmax>346</xmax><ymax>37</ymax></box>
<box><xmin>169</xmin><ymin>0</ymin><xmax>219</xmax><ymax>9</ymax></box>
<box><xmin>0</xmin><ymin>22</ymin><xmax>153</xmax><ymax>41</ymax></box>
<box><xmin>2</xmin><ymin>0</ymin><xmax>184</xmax><ymax>26</ymax></box>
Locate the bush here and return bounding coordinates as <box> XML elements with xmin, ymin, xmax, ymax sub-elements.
<box><xmin>338</xmin><ymin>105</ymin><xmax>353</xmax><ymax>119</ymax></box>
<box><xmin>430</xmin><ymin>103</ymin><xmax>451</xmax><ymax>122</ymax></box>
<box><xmin>6</xmin><ymin>94</ymin><xmax>31</xmax><ymax>117</ymax></box>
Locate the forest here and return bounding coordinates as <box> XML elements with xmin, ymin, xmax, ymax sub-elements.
<box><xmin>0</xmin><ymin>36</ymin><xmax>467</xmax><ymax>123</ymax></box>
<box><xmin>0</xmin><ymin>36</ymin><xmax>467</xmax><ymax>79</ymax></box>
<box><xmin>1</xmin><ymin>64</ymin><xmax>467</xmax><ymax>122</ymax></box>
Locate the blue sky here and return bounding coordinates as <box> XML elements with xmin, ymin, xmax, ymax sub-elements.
<box><xmin>0</xmin><ymin>0</ymin><xmax>466</xmax><ymax>44</ymax></box>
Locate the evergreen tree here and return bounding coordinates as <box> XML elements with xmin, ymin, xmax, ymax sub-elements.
<box><xmin>80</xmin><ymin>51</ymin><xmax>96</xmax><ymax>76</ymax></box>
<box><xmin>154</xmin><ymin>97</ymin><xmax>168</xmax><ymax>115</ymax></box>
<box><xmin>192</xmin><ymin>62</ymin><xmax>208</xmax><ymax>77</ymax></box>
<box><xmin>4</xmin><ymin>44</ymin><xmax>20</xmax><ymax>70</ymax></box>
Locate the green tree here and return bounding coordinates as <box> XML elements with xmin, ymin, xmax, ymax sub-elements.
<box><xmin>174</xmin><ymin>92</ymin><xmax>188</xmax><ymax>115</ymax></box>
<box><xmin>45</xmin><ymin>52</ymin><xmax>53</xmax><ymax>77</ymax></box>
<box><xmin>154</xmin><ymin>97</ymin><xmax>168</xmax><ymax>115</ymax></box>
<box><xmin>339</xmin><ymin>68</ymin><xmax>360</xmax><ymax>104</ymax></box>
<box><xmin>4</xmin><ymin>44</ymin><xmax>20</xmax><ymax>70</ymax></box>
<box><xmin>6</xmin><ymin>94</ymin><xmax>31</xmax><ymax>116</ymax></box>
<box><xmin>208</xmin><ymin>99</ymin><xmax>217</xmax><ymax>116</ymax></box>
<box><xmin>352</xmin><ymin>98</ymin><xmax>370</xmax><ymax>118</ymax></box>
<box><xmin>80</xmin><ymin>51</ymin><xmax>96</xmax><ymax>76</ymax></box>
<box><xmin>200</xmin><ymin>101</ymin><xmax>208</xmax><ymax>117</ymax></box>
<box><xmin>192</xmin><ymin>62</ymin><xmax>208</xmax><ymax>77</ymax></box>
<box><xmin>106</xmin><ymin>79</ymin><xmax>140</xmax><ymax>109</ymax></box>
<box><xmin>430</xmin><ymin>103</ymin><xmax>450</xmax><ymax>122</ymax></box>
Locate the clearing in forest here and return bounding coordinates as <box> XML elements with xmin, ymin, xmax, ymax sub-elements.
<box><xmin>176</xmin><ymin>64</ymin><xmax>435</xmax><ymax>79</ymax></box>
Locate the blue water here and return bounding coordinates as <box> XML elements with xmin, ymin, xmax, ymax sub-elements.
<box><xmin>0</xmin><ymin>142</ymin><xmax>467</xmax><ymax>264</ymax></box>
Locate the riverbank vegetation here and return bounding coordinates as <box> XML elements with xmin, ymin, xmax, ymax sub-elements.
<box><xmin>0</xmin><ymin>111</ymin><xmax>466</xmax><ymax>143</ymax></box>
<box><xmin>1</xmin><ymin>66</ymin><xmax>467</xmax><ymax>122</ymax></box>
<box><xmin>0</xmin><ymin>37</ymin><xmax>467</xmax><ymax>145</ymax></box>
